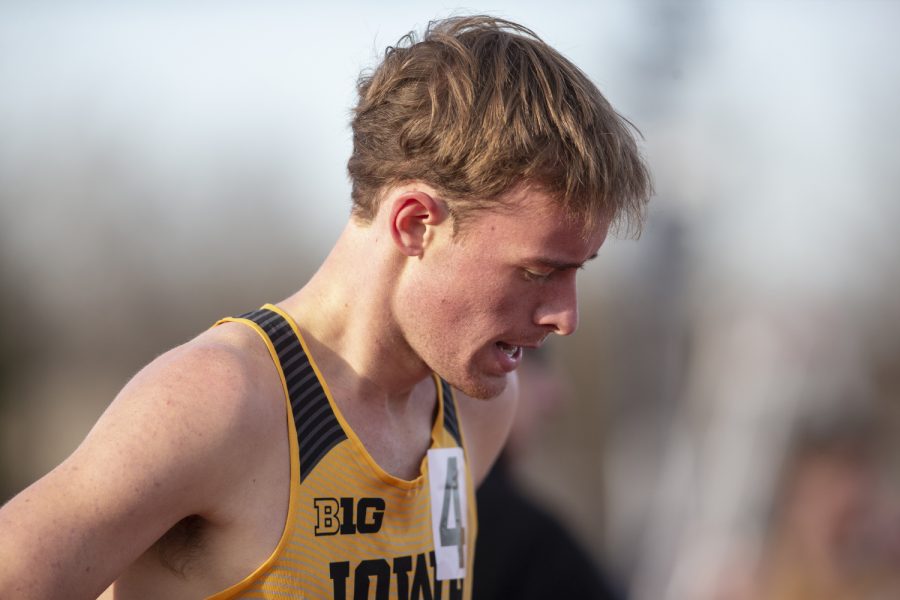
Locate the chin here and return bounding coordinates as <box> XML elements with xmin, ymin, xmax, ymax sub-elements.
<box><xmin>454</xmin><ymin>373</ymin><xmax>508</xmax><ymax>400</ymax></box>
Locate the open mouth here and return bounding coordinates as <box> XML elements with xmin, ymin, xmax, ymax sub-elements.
<box><xmin>496</xmin><ymin>341</ymin><xmax>522</xmax><ymax>360</ymax></box>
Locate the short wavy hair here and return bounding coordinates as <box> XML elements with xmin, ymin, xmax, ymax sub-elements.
<box><xmin>348</xmin><ymin>15</ymin><xmax>652</xmax><ymax>236</ymax></box>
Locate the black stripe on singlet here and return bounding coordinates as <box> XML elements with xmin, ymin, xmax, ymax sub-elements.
<box><xmin>237</xmin><ymin>308</ymin><xmax>347</xmax><ymax>483</ymax></box>
<box><xmin>440</xmin><ymin>378</ymin><xmax>463</xmax><ymax>447</ymax></box>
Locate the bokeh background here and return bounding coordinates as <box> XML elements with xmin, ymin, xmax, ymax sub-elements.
<box><xmin>2</xmin><ymin>1</ymin><xmax>899</xmax><ymax>598</ymax></box>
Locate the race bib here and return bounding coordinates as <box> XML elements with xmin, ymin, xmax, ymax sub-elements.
<box><xmin>427</xmin><ymin>447</ymin><xmax>468</xmax><ymax>581</ymax></box>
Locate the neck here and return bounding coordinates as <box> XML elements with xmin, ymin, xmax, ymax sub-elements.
<box><xmin>278</xmin><ymin>221</ymin><xmax>430</xmax><ymax>408</ymax></box>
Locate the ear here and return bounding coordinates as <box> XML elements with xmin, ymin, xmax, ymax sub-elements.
<box><xmin>388</xmin><ymin>190</ymin><xmax>448</xmax><ymax>257</ymax></box>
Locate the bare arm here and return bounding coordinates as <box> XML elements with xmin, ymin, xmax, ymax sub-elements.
<box><xmin>0</xmin><ymin>334</ymin><xmax>275</xmax><ymax>599</ymax></box>
<box><xmin>455</xmin><ymin>371</ymin><xmax>519</xmax><ymax>487</ymax></box>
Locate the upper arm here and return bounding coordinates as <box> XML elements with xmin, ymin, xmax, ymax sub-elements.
<box><xmin>0</xmin><ymin>336</ymin><xmax>272</xmax><ymax>599</ymax></box>
<box><xmin>456</xmin><ymin>372</ymin><xmax>519</xmax><ymax>487</ymax></box>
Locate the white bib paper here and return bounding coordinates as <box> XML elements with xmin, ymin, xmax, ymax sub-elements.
<box><xmin>427</xmin><ymin>447</ymin><xmax>468</xmax><ymax>581</ymax></box>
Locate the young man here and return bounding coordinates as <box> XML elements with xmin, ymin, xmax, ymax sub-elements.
<box><xmin>0</xmin><ymin>15</ymin><xmax>650</xmax><ymax>600</ymax></box>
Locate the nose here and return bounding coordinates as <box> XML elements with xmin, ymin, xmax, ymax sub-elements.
<box><xmin>533</xmin><ymin>270</ymin><xmax>579</xmax><ymax>336</ymax></box>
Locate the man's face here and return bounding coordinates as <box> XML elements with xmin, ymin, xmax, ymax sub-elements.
<box><xmin>394</xmin><ymin>187</ymin><xmax>609</xmax><ymax>399</ymax></box>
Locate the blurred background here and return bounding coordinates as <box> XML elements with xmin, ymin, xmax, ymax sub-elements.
<box><xmin>2</xmin><ymin>1</ymin><xmax>899</xmax><ymax>598</ymax></box>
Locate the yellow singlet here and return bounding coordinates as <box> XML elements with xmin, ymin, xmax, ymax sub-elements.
<box><xmin>207</xmin><ymin>304</ymin><xmax>477</xmax><ymax>600</ymax></box>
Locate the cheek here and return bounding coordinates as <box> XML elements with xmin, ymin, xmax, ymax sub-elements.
<box><xmin>405</xmin><ymin>273</ymin><xmax>477</xmax><ymax>333</ymax></box>
<box><xmin>417</xmin><ymin>248</ymin><xmax>532</xmax><ymax>326</ymax></box>
<box><xmin>459</xmin><ymin>276</ymin><xmax>521</xmax><ymax>316</ymax></box>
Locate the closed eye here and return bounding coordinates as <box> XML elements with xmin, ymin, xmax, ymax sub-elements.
<box><xmin>521</xmin><ymin>268</ymin><xmax>554</xmax><ymax>282</ymax></box>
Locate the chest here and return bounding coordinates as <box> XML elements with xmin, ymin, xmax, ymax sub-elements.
<box><xmin>344</xmin><ymin>409</ymin><xmax>436</xmax><ymax>481</ymax></box>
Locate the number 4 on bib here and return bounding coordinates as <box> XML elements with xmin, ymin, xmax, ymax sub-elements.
<box><xmin>427</xmin><ymin>447</ymin><xmax>468</xmax><ymax>581</ymax></box>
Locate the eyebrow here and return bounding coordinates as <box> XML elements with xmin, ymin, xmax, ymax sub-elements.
<box><xmin>533</xmin><ymin>252</ymin><xmax>599</xmax><ymax>271</ymax></box>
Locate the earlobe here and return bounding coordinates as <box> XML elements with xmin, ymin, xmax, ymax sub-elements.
<box><xmin>389</xmin><ymin>190</ymin><xmax>447</xmax><ymax>257</ymax></box>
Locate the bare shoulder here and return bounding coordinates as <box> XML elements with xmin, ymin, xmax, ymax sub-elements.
<box><xmin>0</xmin><ymin>320</ymin><xmax>284</xmax><ymax>599</ymax></box>
<box><xmin>127</xmin><ymin>321</ymin><xmax>285</xmax><ymax>452</ymax></box>
<box><xmin>454</xmin><ymin>372</ymin><xmax>519</xmax><ymax>487</ymax></box>
<box><xmin>102</xmin><ymin>322</ymin><xmax>284</xmax><ymax>501</ymax></box>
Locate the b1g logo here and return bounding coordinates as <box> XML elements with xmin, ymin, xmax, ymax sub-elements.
<box><xmin>314</xmin><ymin>497</ymin><xmax>386</xmax><ymax>536</ymax></box>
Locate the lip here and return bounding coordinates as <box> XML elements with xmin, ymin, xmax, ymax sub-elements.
<box><xmin>493</xmin><ymin>342</ymin><xmax>522</xmax><ymax>372</ymax></box>
<box><xmin>502</xmin><ymin>335</ymin><xmax>548</xmax><ymax>352</ymax></box>
<box><xmin>486</xmin><ymin>333</ymin><xmax>548</xmax><ymax>373</ymax></box>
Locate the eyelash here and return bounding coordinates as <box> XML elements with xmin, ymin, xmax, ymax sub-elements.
<box><xmin>522</xmin><ymin>269</ymin><xmax>553</xmax><ymax>282</ymax></box>
<box><xmin>522</xmin><ymin>265</ymin><xmax>586</xmax><ymax>282</ymax></box>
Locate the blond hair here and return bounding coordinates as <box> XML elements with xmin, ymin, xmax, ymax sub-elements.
<box><xmin>348</xmin><ymin>15</ymin><xmax>652</xmax><ymax>235</ymax></box>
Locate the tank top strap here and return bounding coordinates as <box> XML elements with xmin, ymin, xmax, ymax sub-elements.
<box><xmin>234</xmin><ymin>306</ymin><xmax>348</xmax><ymax>483</ymax></box>
<box><xmin>438</xmin><ymin>377</ymin><xmax>464</xmax><ymax>448</ymax></box>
